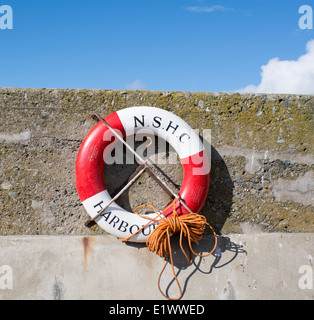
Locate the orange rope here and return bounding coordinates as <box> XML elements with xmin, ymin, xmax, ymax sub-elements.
<box><xmin>120</xmin><ymin>197</ymin><xmax>218</xmax><ymax>300</ymax></box>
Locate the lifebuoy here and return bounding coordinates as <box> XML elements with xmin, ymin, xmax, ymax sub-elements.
<box><xmin>76</xmin><ymin>106</ymin><xmax>210</xmax><ymax>242</ymax></box>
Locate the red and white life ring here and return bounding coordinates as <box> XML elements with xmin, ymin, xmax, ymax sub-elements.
<box><xmin>76</xmin><ymin>106</ymin><xmax>210</xmax><ymax>242</ymax></box>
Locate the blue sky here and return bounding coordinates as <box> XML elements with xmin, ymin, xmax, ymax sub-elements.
<box><xmin>0</xmin><ymin>0</ymin><xmax>313</xmax><ymax>93</ymax></box>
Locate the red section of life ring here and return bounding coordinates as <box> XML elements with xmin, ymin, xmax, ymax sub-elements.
<box><xmin>161</xmin><ymin>150</ymin><xmax>210</xmax><ymax>217</ymax></box>
<box><xmin>76</xmin><ymin>112</ymin><xmax>124</xmax><ymax>201</ymax></box>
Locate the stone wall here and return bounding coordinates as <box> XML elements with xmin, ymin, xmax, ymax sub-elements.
<box><xmin>0</xmin><ymin>88</ymin><xmax>313</xmax><ymax>235</ymax></box>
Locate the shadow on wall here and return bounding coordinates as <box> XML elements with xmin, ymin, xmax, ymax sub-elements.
<box><xmin>127</xmin><ymin>234</ymin><xmax>247</xmax><ymax>300</ymax></box>
<box><xmin>201</xmin><ymin>139</ymin><xmax>235</xmax><ymax>235</ymax></box>
<box><xmin>163</xmin><ymin>234</ymin><xmax>247</xmax><ymax>300</ymax></box>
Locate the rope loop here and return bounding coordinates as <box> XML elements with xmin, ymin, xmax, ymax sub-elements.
<box><xmin>120</xmin><ymin>196</ymin><xmax>217</xmax><ymax>300</ymax></box>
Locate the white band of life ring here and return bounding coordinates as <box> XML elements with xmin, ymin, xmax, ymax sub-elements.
<box><xmin>76</xmin><ymin>106</ymin><xmax>210</xmax><ymax>242</ymax></box>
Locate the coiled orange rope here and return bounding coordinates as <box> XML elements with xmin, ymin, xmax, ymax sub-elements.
<box><xmin>120</xmin><ymin>197</ymin><xmax>218</xmax><ymax>300</ymax></box>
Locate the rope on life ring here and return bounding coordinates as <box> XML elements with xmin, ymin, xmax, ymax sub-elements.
<box><xmin>120</xmin><ymin>198</ymin><xmax>217</xmax><ymax>301</ymax></box>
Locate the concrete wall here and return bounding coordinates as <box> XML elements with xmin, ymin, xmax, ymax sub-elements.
<box><xmin>0</xmin><ymin>88</ymin><xmax>313</xmax><ymax>236</ymax></box>
<box><xmin>0</xmin><ymin>234</ymin><xmax>313</xmax><ymax>300</ymax></box>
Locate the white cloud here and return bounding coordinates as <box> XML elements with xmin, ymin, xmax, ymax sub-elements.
<box><xmin>185</xmin><ymin>5</ymin><xmax>234</xmax><ymax>13</ymax></box>
<box><xmin>126</xmin><ymin>79</ymin><xmax>147</xmax><ymax>90</ymax></box>
<box><xmin>237</xmin><ymin>39</ymin><xmax>314</xmax><ymax>94</ymax></box>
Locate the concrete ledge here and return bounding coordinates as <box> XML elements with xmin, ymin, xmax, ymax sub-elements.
<box><xmin>0</xmin><ymin>233</ymin><xmax>313</xmax><ymax>300</ymax></box>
